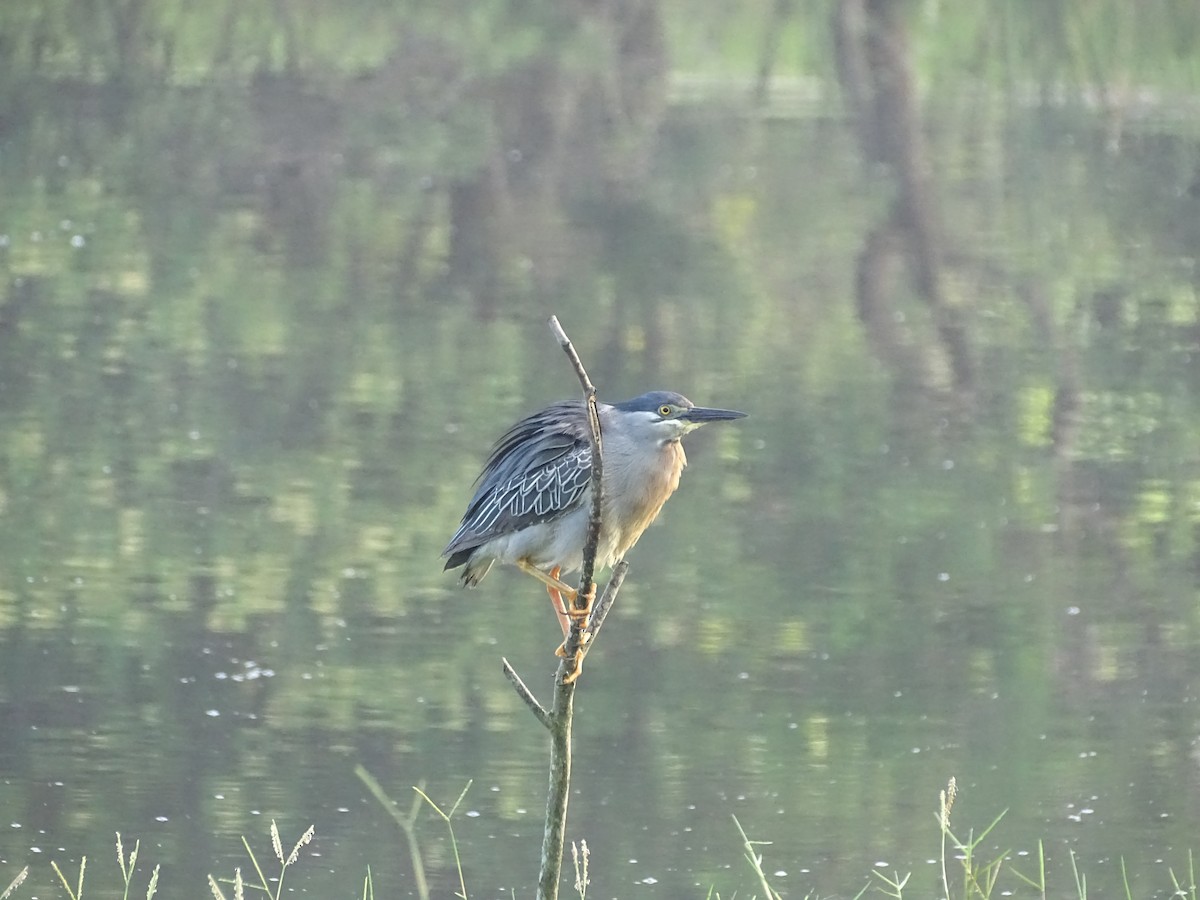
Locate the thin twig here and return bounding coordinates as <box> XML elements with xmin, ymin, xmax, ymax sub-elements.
<box><xmin>492</xmin><ymin>318</ymin><xmax>628</xmax><ymax>899</ymax></box>
<box><xmin>554</xmin><ymin>562</ymin><xmax>629</xmax><ymax>681</ymax></box>
<box><xmin>535</xmin><ymin>316</ymin><xmax>610</xmax><ymax>900</ymax></box>
<box><xmin>549</xmin><ymin>318</ymin><xmax>604</xmax><ymax>608</ymax></box>
<box><xmin>502</xmin><ymin>657</ymin><xmax>550</xmax><ymax>728</ymax></box>
<box><xmin>546</xmin><ymin>317</ymin><xmax>605</xmax><ymax>683</ymax></box>
<box><xmin>575</xmin><ymin>393</ymin><xmax>604</xmax><ymax>608</ymax></box>
<box><xmin>585</xmin><ymin>561</ymin><xmax>628</xmax><ymax>642</ymax></box>
<box><xmin>547</xmin><ymin>317</ymin><xmax>596</xmax><ymax>394</ymax></box>
<box><xmin>539</xmin><ymin>676</ymin><xmax>574</xmax><ymax>900</ymax></box>
<box><xmin>537</xmin><ymin>317</ymin><xmax>596</xmax><ymax>899</ymax></box>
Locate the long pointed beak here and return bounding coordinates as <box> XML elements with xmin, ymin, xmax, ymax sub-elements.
<box><xmin>682</xmin><ymin>406</ymin><xmax>747</xmax><ymax>423</ymax></box>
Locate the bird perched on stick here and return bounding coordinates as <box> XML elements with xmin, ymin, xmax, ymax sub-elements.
<box><xmin>443</xmin><ymin>390</ymin><xmax>746</xmax><ymax>633</ymax></box>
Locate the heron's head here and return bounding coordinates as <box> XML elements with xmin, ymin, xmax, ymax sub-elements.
<box><xmin>611</xmin><ymin>390</ymin><xmax>747</xmax><ymax>445</ymax></box>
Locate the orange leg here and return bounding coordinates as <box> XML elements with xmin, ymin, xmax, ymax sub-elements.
<box><xmin>553</xmin><ymin>577</ymin><xmax>597</xmax><ymax>668</ymax></box>
<box><xmin>546</xmin><ymin>568</ymin><xmax>595</xmax><ymax>628</ymax></box>
<box><xmin>517</xmin><ymin>559</ymin><xmax>577</xmax><ymax>601</ymax></box>
<box><xmin>515</xmin><ymin>560</ymin><xmax>595</xmax><ymax>673</ymax></box>
<box><xmin>546</xmin><ymin>565</ymin><xmax>572</xmax><ymax>638</ymax></box>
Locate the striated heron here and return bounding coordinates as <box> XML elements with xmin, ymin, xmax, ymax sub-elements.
<box><xmin>443</xmin><ymin>390</ymin><xmax>746</xmax><ymax>634</ymax></box>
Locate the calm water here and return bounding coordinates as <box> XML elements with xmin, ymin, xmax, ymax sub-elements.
<box><xmin>2</xmin><ymin>5</ymin><xmax>1200</xmax><ymax>898</ymax></box>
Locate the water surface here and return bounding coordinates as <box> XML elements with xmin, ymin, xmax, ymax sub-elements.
<box><xmin>2</xmin><ymin>4</ymin><xmax>1200</xmax><ymax>897</ymax></box>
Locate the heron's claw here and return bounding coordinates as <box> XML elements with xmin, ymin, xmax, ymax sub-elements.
<box><xmin>554</xmin><ymin>629</ymin><xmax>591</xmax><ymax>659</ymax></box>
<box><xmin>559</xmin><ymin>642</ymin><xmax>588</xmax><ymax>683</ymax></box>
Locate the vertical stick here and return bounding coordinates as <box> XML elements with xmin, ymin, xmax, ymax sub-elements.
<box><xmin>537</xmin><ymin>683</ymin><xmax>574</xmax><ymax>900</ymax></box>
<box><xmin>534</xmin><ymin>317</ymin><xmax>605</xmax><ymax>900</ymax></box>
<box><xmin>546</xmin><ymin>316</ymin><xmax>604</xmax><ymax>678</ymax></box>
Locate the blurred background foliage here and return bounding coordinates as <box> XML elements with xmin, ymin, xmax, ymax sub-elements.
<box><xmin>2</xmin><ymin>0</ymin><xmax>1200</xmax><ymax>897</ymax></box>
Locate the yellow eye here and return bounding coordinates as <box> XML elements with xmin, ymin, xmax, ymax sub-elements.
<box><xmin>659</xmin><ymin>405</ymin><xmax>673</xmax><ymax>416</ymax></box>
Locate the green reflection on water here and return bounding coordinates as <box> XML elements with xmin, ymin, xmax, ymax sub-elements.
<box><xmin>2</xmin><ymin>2</ymin><xmax>1200</xmax><ymax>897</ymax></box>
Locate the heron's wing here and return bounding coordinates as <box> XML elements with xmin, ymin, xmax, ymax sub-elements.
<box><xmin>443</xmin><ymin>402</ymin><xmax>593</xmax><ymax>557</ymax></box>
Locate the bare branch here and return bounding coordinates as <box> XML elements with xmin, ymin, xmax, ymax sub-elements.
<box><xmin>503</xmin><ymin>657</ymin><xmax>550</xmax><ymax>729</ymax></box>
<box><xmin>510</xmin><ymin>317</ymin><xmax>628</xmax><ymax>900</ymax></box>
<box><xmin>535</xmin><ymin>316</ymin><xmax>603</xmax><ymax>900</ymax></box>
<box><xmin>546</xmin><ymin>317</ymin><xmax>605</xmax><ymax>675</ymax></box>
<box><xmin>547</xmin><ymin>316</ymin><xmax>596</xmax><ymax>395</ymax></box>
<box><xmin>585</xmin><ymin>560</ymin><xmax>629</xmax><ymax>643</ymax></box>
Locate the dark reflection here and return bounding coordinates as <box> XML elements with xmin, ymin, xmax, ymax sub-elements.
<box><xmin>837</xmin><ymin>0</ymin><xmax>973</xmax><ymax>397</ymax></box>
<box><xmin>2</xmin><ymin>1</ymin><xmax>1200</xmax><ymax>898</ymax></box>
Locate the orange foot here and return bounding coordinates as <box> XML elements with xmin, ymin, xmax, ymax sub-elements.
<box><xmin>554</xmin><ymin>579</ymin><xmax>596</xmax><ymax>679</ymax></box>
<box><xmin>561</xmin><ymin>648</ymin><xmax>585</xmax><ymax>684</ymax></box>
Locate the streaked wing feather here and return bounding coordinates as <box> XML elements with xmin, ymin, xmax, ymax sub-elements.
<box><xmin>463</xmin><ymin>445</ymin><xmax>591</xmax><ymax>537</ymax></box>
<box><xmin>444</xmin><ymin>401</ymin><xmax>593</xmax><ymax>557</ymax></box>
